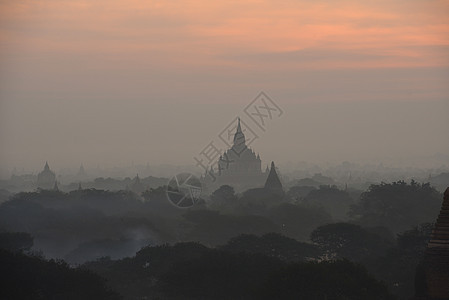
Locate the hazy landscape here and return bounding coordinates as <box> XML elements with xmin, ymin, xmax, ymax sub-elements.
<box><xmin>1</xmin><ymin>0</ymin><xmax>449</xmax><ymax>299</ymax></box>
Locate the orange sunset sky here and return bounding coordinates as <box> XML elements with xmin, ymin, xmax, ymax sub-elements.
<box><xmin>1</xmin><ymin>0</ymin><xmax>448</xmax><ymax>68</ymax></box>
<box><xmin>0</xmin><ymin>0</ymin><xmax>448</xmax><ymax>172</ymax></box>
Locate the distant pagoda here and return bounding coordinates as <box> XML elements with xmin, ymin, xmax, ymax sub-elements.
<box><xmin>264</xmin><ymin>161</ymin><xmax>283</xmax><ymax>195</ymax></box>
<box><xmin>76</xmin><ymin>163</ymin><xmax>87</xmax><ymax>180</ymax></box>
<box><xmin>217</xmin><ymin>118</ymin><xmax>263</xmax><ymax>177</ymax></box>
<box><xmin>131</xmin><ymin>174</ymin><xmax>145</xmax><ymax>195</ymax></box>
<box><xmin>419</xmin><ymin>187</ymin><xmax>449</xmax><ymax>299</ymax></box>
<box><xmin>37</xmin><ymin>162</ymin><xmax>56</xmax><ymax>190</ymax></box>
<box><xmin>202</xmin><ymin>118</ymin><xmax>270</xmax><ymax>193</ymax></box>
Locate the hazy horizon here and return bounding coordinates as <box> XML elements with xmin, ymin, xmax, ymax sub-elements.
<box><xmin>1</xmin><ymin>0</ymin><xmax>448</xmax><ymax>176</ymax></box>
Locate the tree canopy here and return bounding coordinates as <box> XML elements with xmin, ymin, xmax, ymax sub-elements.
<box><xmin>310</xmin><ymin>223</ymin><xmax>393</xmax><ymax>261</ymax></box>
<box><xmin>350</xmin><ymin>181</ymin><xmax>441</xmax><ymax>233</ymax></box>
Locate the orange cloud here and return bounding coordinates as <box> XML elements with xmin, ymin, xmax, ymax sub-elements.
<box><xmin>0</xmin><ymin>0</ymin><xmax>448</xmax><ymax>70</ymax></box>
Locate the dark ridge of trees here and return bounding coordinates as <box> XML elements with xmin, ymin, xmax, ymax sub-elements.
<box><xmin>64</xmin><ymin>237</ymin><xmax>153</xmax><ymax>265</ymax></box>
<box><xmin>310</xmin><ymin>222</ymin><xmax>394</xmax><ymax>261</ymax></box>
<box><xmin>363</xmin><ymin>223</ymin><xmax>434</xmax><ymax>299</ymax></box>
<box><xmin>306</xmin><ymin>221</ymin><xmax>436</xmax><ymax>299</ymax></box>
<box><xmin>181</xmin><ymin>209</ymin><xmax>280</xmax><ymax>246</ymax></box>
<box><xmin>1</xmin><ymin>225</ymin><xmax>431</xmax><ymax>299</ymax></box>
<box><xmin>220</xmin><ymin>187</ymin><xmax>286</xmax><ymax>215</ymax></box>
<box><xmin>256</xmin><ymin>260</ymin><xmax>395</xmax><ymax>300</ymax></box>
<box><xmin>302</xmin><ymin>185</ymin><xmax>354</xmax><ymax>221</ymax></box>
<box><xmin>154</xmin><ymin>250</ymin><xmax>283</xmax><ymax>299</ymax></box>
<box><xmin>210</xmin><ymin>185</ymin><xmax>238</xmax><ymax>203</ymax></box>
<box><xmin>350</xmin><ymin>181</ymin><xmax>441</xmax><ymax>233</ymax></box>
<box><xmin>0</xmin><ymin>187</ymin><xmax>333</xmax><ymax>261</ymax></box>
<box><xmin>0</xmin><ymin>181</ymin><xmax>444</xmax><ymax>299</ymax></box>
<box><xmin>83</xmin><ymin>241</ymin><xmax>394</xmax><ymax>300</ymax></box>
<box><xmin>268</xmin><ymin>202</ymin><xmax>332</xmax><ymax>241</ymax></box>
<box><xmin>0</xmin><ymin>249</ymin><xmax>121</xmax><ymax>300</ymax></box>
<box><xmin>397</xmin><ymin>223</ymin><xmax>433</xmax><ymax>254</ymax></box>
<box><xmin>286</xmin><ymin>185</ymin><xmax>316</xmax><ymax>202</ymax></box>
<box><xmin>218</xmin><ymin>232</ymin><xmax>320</xmax><ymax>261</ymax></box>
<box><xmin>307</xmin><ymin>221</ymin><xmax>437</xmax><ymax>299</ymax></box>
<box><xmin>0</xmin><ymin>189</ymin><xmax>180</xmax><ymax>260</ymax></box>
<box><xmin>83</xmin><ymin>242</ymin><xmax>213</xmax><ymax>299</ymax></box>
<box><xmin>0</xmin><ymin>188</ymin><xmax>11</xmax><ymax>204</ymax></box>
<box><xmin>208</xmin><ymin>185</ymin><xmax>239</xmax><ymax>211</ymax></box>
<box><xmin>0</xmin><ymin>231</ymin><xmax>34</xmax><ymax>252</ymax></box>
<box><xmin>7</xmin><ymin>188</ymin><xmax>143</xmax><ymax>215</ymax></box>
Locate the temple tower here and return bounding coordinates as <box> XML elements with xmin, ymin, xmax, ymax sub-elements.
<box><xmin>419</xmin><ymin>187</ymin><xmax>449</xmax><ymax>299</ymax></box>
<box><xmin>264</xmin><ymin>161</ymin><xmax>283</xmax><ymax>194</ymax></box>
<box><xmin>217</xmin><ymin>117</ymin><xmax>262</xmax><ymax>176</ymax></box>
<box><xmin>37</xmin><ymin>162</ymin><xmax>56</xmax><ymax>190</ymax></box>
<box><xmin>131</xmin><ymin>174</ymin><xmax>145</xmax><ymax>195</ymax></box>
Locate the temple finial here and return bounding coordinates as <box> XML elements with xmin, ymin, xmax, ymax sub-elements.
<box><xmin>264</xmin><ymin>161</ymin><xmax>283</xmax><ymax>194</ymax></box>
<box><xmin>233</xmin><ymin>117</ymin><xmax>246</xmax><ymax>148</ymax></box>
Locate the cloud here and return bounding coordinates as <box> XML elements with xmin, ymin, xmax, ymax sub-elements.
<box><xmin>1</xmin><ymin>0</ymin><xmax>448</xmax><ymax>69</ymax></box>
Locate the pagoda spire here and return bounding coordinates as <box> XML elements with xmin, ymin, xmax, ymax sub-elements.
<box><xmin>427</xmin><ymin>187</ymin><xmax>449</xmax><ymax>250</ymax></box>
<box><xmin>264</xmin><ymin>161</ymin><xmax>283</xmax><ymax>193</ymax></box>
<box><xmin>44</xmin><ymin>161</ymin><xmax>50</xmax><ymax>171</ymax></box>
<box><xmin>233</xmin><ymin>117</ymin><xmax>246</xmax><ymax>150</ymax></box>
<box><xmin>420</xmin><ymin>187</ymin><xmax>449</xmax><ymax>298</ymax></box>
<box><xmin>236</xmin><ymin>117</ymin><xmax>242</xmax><ymax>133</ymax></box>
<box><xmin>78</xmin><ymin>163</ymin><xmax>85</xmax><ymax>174</ymax></box>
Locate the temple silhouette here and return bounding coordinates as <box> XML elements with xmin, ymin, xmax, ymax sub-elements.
<box><xmin>415</xmin><ymin>187</ymin><xmax>449</xmax><ymax>299</ymax></box>
<box><xmin>37</xmin><ymin>162</ymin><xmax>56</xmax><ymax>190</ymax></box>
<box><xmin>202</xmin><ymin>118</ymin><xmax>281</xmax><ymax>193</ymax></box>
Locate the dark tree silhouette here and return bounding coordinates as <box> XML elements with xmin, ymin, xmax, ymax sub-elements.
<box><xmin>210</xmin><ymin>185</ymin><xmax>237</xmax><ymax>203</ymax></box>
<box><xmin>397</xmin><ymin>222</ymin><xmax>433</xmax><ymax>254</ymax></box>
<box><xmin>269</xmin><ymin>202</ymin><xmax>332</xmax><ymax>241</ymax></box>
<box><xmin>257</xmin><ymin>260</ymin><xmax>394</xmax><ymax>300</ymax></box>
<box><xmin>0</xmin><ymin>249</ymin><xmax>121</xmax><ymax>299</ymax></box>
<box><xmin>83</xmin><ymin>241</ymin><xmax>395</xmax><ymax>299</ymax></box>
<box><xmin>182</xmin><ymin>210</ymin><xmax>279</xmax><ymax>246</ymax></box>
<box><xmin>303</xmin><ymin>185</ymin><xmax>354</xmax><ymax>221</ymax></box>
<box><xmin>363</xmin><ymin>223</ymin><xmax>435</xmax><ymax>299</ymax></box>
<box><xmin>310</xmin><ymin>223</ymin><xmax>393</xmax><ymax>261</ymax></box>
<box><xmin>208</xmin><ymin>185</ymin><xmax>238</xmax><ymax>211</ymax></box>
<box><xmin>286</xmin><ymin>185</ymin><xmax>316</xmax><ymax>202</ymax></box>
<box><xmin>219</xmin><ymin>232</ymin><xmax>320</xmax><ymax>261</ymax></box>
<box><xmin>350</xmin><ymin>181</ymin><xmax>441</xmax><ymax>233</ymax></box>
<box><xmin>0</xmin><ymin>232</ymin><xmax>33</xmax><ymax>252</ymax></box>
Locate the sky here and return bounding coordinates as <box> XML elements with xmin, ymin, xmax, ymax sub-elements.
<box><xmin>0</xmin><ymin>0</ymin><xmax>448</xmax><ymax>175</ymax></box>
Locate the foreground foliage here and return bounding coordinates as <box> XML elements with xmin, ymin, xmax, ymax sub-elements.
<box><xmin>0</xmin><ymin>249</ymin><xmax>121</xmax><ymax>300</ymax></box>
<box><xmin>84</xmin><ymin>241</ymin><xmax>394</xmax><ymax>300</ymax></box>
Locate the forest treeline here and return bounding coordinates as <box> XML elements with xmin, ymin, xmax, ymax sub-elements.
<box><xmin>0</xmin><ymin>181</ymin><xmax>443</xmax><ymax>299</ymax></box>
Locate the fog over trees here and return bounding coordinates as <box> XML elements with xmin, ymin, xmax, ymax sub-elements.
<box><xmin>2</xmin><ymin>0</ymin><xmax>449</xmax><ymax>298</ymax></box>
<box><xmin>0</xmin><ymin>116</ymin><xmax>447</xmax><ymax>299</ymax></box>
<box><xmin>0</xmin><ymin>175</ymin><xmax>445</xmax><ymax>299</ymax></box>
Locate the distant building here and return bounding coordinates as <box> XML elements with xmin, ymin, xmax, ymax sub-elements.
<box><xmin>53</xmin><ymin>181</ymin><xmax>59</xmax><ymax>191</ymax></box>
<box><xmin>76</xmin><ymin>164</ymin><xmax>87</xmax><ymax>181</ymax></box>
<box><xmin>202</xmin><ymin>118</ymin><xmax>273</xmax><ymax>193</ymax></box>
<box><xmin>131</xmin><ymin>174</ymin><xmax>145</xmax><ymax>195</ymax></box>
<box><xmin>416</xmin><ymin>187</ymin><xmax>449</xmax><ymax>299</ymax></box>
<box><xmin>37</xmin><ymin>162</ymin><xmax>56</xmax><ymax>190</ymax></box>
<box><xmin>264</xmin><ymin>161</ymin><xmax>283</xmax><ymax>195</ymax></box>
